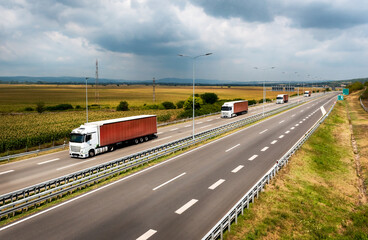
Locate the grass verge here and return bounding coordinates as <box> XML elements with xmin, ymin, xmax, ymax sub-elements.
<box><xmin>225</xmin><ymin>99</ymin><xmax>368</xmax><ymax>239</ymax></box>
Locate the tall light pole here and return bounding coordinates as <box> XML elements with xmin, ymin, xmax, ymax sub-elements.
<box><xmin>178</xmin><ymin>53</ymin><xmax>213</xmax><ymax>140</ymax></box>
<box><xmin>254</xmin><ymin>66</ymin><xmax>275</xmax><ymax>116</ymax></box>
<box><xmin>85</xmin><ymin>77</ymin><xmax>89</xmax><ymax>123</ymax></box>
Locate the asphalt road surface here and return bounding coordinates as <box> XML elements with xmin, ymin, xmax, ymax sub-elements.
<box><xmin>0</xmin><ymin>94</ymin><xmax>316</xmax><ymax>195</ymax></box>
<box><xmin>0</xmin><ymin>93</ymin><xmax>337</xmax><ymax>239</ymax></box>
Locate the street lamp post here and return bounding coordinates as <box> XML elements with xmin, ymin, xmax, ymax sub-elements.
<box><xmin>254</xmin><ymin>67</ymin><xmax>275</xmax><ymax>116</ymax></box>
<box><xmin>86</xmin><ymin>77</ymin><xmax>89</xmax><ymax>123</ymax></box>
<box><xmin>178</xmin><ymin>53</ymin><xmax>212</xmax><ymax>140</ymax></box>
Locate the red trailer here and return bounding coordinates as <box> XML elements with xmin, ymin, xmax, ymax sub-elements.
<box><xmin>70</xmin><ymin>115</ymin><xmax>157</xmax><ymax>158</ymax></box>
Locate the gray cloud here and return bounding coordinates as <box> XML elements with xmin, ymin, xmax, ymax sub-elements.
<box><xmin>189</xmin><ymin>0</ymin><xmax>273</xmax><ymax>22</ymax></box>
<box><xmin>283</xmin><ymin>2</ymin><xmax>368</xmax><ymax>29</ymax></box>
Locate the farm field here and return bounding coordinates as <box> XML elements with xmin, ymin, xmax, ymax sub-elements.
<box><xmin>0</xmin><ymin>84</ymin><xmax>301</xmax><ymax>112</ymax></box>
<box><xmin>0</xmin><ymin>84</ymin><xmax>309</xmax><ymax>154</ymax></box>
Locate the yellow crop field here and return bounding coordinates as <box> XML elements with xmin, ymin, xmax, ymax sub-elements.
<box><xmin>0</xmin><ymin>84</ymin><xmax>304</xmax><ymax>154</ymax></box>
<box><xmin>0</xmin><ymin>84</ymin><xmax>293</xmax><ymax>112</ymax></box>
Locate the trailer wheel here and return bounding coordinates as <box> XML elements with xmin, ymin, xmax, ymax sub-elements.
<box><xmin>88</xmin><ymin>150</ymin><xmax>95</xmax><ymax>158</ymax></box>
<box><xmin>144</xmin><ymin>136</ymin><xmax>149</xmax><ymax>141</ymax></box>
<box><xmin>109</xmin><ymin>146</ymin><xmax>115</xmax><ymax>152</ymax></box>
<box><xmin>140</xmin><ymin>138</ymin><xmax>144</xmax><ymax>143</ymax></box>
<box><xmin>134</xmin><ymin>139</ymin><xmax>139</xmax><ymax>144</ymax></box>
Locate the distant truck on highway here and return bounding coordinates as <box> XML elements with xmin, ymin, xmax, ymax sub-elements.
<box><xmin>276</xmin><ymin>94</ymin><xmax>288</xmax><ymax>104</ymax></box>
<box><xmin>69</xmin><ymin>115</ymin><xmax>157</xmax><ymax>158</ymax></box>
<box><xmin>221</xmin><ymin>100</ymin><xmax>248</xmax><ymax>118</ymax></box>
<box><xmin>304</xmin><ymin>91</ymin><xmax>311</xmax><ymax>97</ymax></box>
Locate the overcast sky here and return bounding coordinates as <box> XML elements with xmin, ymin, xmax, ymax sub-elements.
<box><xmin>1</xmin><ymin>0</ymin><xmax>368</xmax><ymax>82</ymax></box>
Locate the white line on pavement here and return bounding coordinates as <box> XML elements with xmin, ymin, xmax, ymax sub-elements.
<box><xmin>320</xmin><ymin>106</ymin><xmax>326</xmax><ymax>115</ymax></box>
<box><xmin>170</xmin><ymin>128</ymin><xmax>179</xmax><ymax>131</ymax></box>
<box><xmin>206</xmin><ymin>119</ymin><xmax>213</xmax><ymax>122</ymax></box>
<box><xmin>231</xmin><ymin>165</ymin><xmax>244</xmax><ymax>173</ymax></box>
<box><xmin>136</xmin><ymin>229</ymin><xmax>157</xmax><ymax>240</ymax></box>
<box><xmin>279</xmin><ymin>120</ymin><xmax>285</xmax><ymax>124</ymax></box>
<box><xmin>285</xmin><ymin>131</ymin><xmax>290</xmax><ymax>134</ymax></box>
<box><xmin>56</xmin><ymin>158</ymin><xmax>97</xmax><ymax>171</ymax></box>
<box><xmin>225</xmin><ymin>144</ymin><xmax>240</xmax><ymax>152</ymax></box>
<box><xmin>0</xmin><ymin>170</ymin><xmax>14</xmax><ymax>175</ymax></box>
<box><xmin>291</xmin><ymin>127</ymin><xmax>295</xmax><ymax>130</ymax></box>
<box><xmin>157</xmin><ymin>132</ymin><xmax>163</xmax><ymax>134</ymax></box>
<box><xmin>261</xmin><ymin>147</ymin><xmax>269</xmax><ymax>152</ymax></box>
<box><xmin>153</xmin><ymin>172</ymin><xmax>186</xmax><ymax>191</ymax></box>
<box><xmin>295</xmin><ymin>124</ymin><xmax>299</xmax><ymax>126</ymax></box>
<box><xmin>279</xmin><ymin>135</ymin><xmax>284</xmax><ymax>139</ymax></box>
<box><xmin>291</xmin><ymin>114</ymin><xmax>296</xmax><ymax>117</ymax></box>
<box><xmin>175</xmin><ymin>199</ymin><xmax>198</xmax><ymax>214</ymax></box>
<box><xmin>199</xmin><ymin>124</ymin><xmax>212</xmax><ymax>129</ymax></box>
<box><xmin>197</xmin><ymin>122</ymin><xmax>203</xmax><ymax>124</ymax></box>
<box><xmin>208</xmin><ymin>179</ymin><xmax>226</xmax><ymax>190</ymax></box>
<box><xmin>271</xmin><ymin>140</ymin><xmax>277</xmax><ymax>144</ymax></box>
<box><xmin>153</xmin><ymin>136</ymin><xmax>172</xmax><ymax>142</ymax></box>
<box><xmin>248</xmin><ymin>155</ymin><xmax>258</xmax><ymax>161</ymax></box>
<box><xmin>259</xmin><ymin>129</ymin><xmax>268</xmax><ymax>134</ymax></box>
<box><xmin>184</xmin><ymin>125</ymin><xmax>191</xmax><ymax>127</ymax></box>
<box><xmin>37</xmin><ymin>158</ymin><xmax>60</xmax><ymax>165</ymax></box>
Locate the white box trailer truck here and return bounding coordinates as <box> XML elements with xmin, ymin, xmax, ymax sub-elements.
<box><xmin>69</xmin><ymin>115</ymin><xmax>157</xmax><ymax>158</ymax></box>
<box><xmin>221</xmin><ymin>100</ymin><xmax>248</xmax><ymax>118</ymax></box>
<box><xmin>276</xmin><ymin>94</ymin><xmax>288</xmax><ymax>104</ymax></box>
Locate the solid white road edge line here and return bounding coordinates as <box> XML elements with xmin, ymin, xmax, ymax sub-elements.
<box><xmin>37</xmin><ymin>158</ymin><xmax>60</xmax><ymax>165</ymax></box>
<box><xmin>225</xmin><ymin>144</ymin><xmax>240</xmax><ymax>152</ymax></box>
<box><xmin>208</xmin><ymin>179</ymin><xmax>226</xmax><ymax>190</ymax></box>
<box><xmin>0</xmin><ymin>170</ymin><xmax>14</xmax><ymax>175</ymax></box>
<box><xmin>136</xmin><ymin>229</ymin><xmax>157</xmax><ymax>240</ymax></box>
<box><xmin>153</xmin><ymin>136</ymin><xmax>172</xmax><ymax>142</ymax></box>
<box><xmin>152</xmin><ymin>172</ymin><xmax>186</xmax><ymax>191</ymax></box>
<box><xmin>56</xmin><ymin>158</ymin><xmax>97</xmax><ymax>171</ymax></box>
<box><xmin>175</xmin><ymin>199</ymin><xmax>198</xmax><ymax>214</ymax></box>
<box><xmin>231</xmin><ymin>165</ymin><xmax>244</xmax><ymax>173</ymax></box>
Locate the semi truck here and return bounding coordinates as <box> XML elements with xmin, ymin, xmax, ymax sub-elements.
<box><xmin>304</xmin><ymin>91</ymin><xmax>311</xmax><ymax>97</ymax></box>
<box><xmin>69</xmin><ymin>115</ymin><xmax>157</xmax><ymax>158</ymax></box>
<box><xmin>221</xmin><ymin>100</ymin><xmax>248</xmax><ymax>118</ymax></box>
<box><xmin>276</xmin><ymin>94</ymin><xmax>288</xmax><ymax>104</ymax></box>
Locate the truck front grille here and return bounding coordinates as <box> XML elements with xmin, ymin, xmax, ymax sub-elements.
<box><xmin>71</xmin><ymin>146</ymin><xmax>81</xmax><ymax>152</ymax></box>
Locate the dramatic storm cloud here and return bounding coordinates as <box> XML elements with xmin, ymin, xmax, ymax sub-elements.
<box><xmin>0</xmin><ymin>0</ymin><xmax>368</xmax><ymax>82</ymax></box>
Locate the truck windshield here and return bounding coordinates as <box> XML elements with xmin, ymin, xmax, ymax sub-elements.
<box><xmin>221</xmin><ymin>106</ymin><xmax>232</xmax><ymax>111</ymax></box>
<box><xmin>277</xmin><ymin>97</ymin><xmax>283</xmax><ymax>99</ymax></box>
<box><xmin>70</xmin><ymin>134</ymin><xmax>85</xmax><ymax>143</ymax></box>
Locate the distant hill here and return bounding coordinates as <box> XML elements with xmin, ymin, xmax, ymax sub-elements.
<box><xmin>0</xmin><ymin>76</ymin><xmax>366</xmax><ymax>86</ymax></box>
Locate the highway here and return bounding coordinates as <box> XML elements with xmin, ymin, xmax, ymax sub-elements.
<box><xmin>0</xmin><ymin>93</ymin><xmax>337</xmax><ymax>239</ymax></box>
<box><xmin>0</xmin><ymin>94</ymin><xmax>313</xmax><ymax>195</ymax></box>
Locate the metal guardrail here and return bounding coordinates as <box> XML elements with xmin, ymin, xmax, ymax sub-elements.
<box><xmin>0</xmin><ymin>143</ymin><xmax>68</xmax><ymax>163</ymax></box>
<box><xmin>360</xmin><ymin>97</ymin><xmax>368</xmax><ymax>112</ymax></box>
<box><xmin>202</xmin><ymin>97</ymin><xmax>336</xmax><ymax>240</ymax></box>
<box><xmin>0</xmin><ymin>96</ymin><xmax>321</xmax><ymax>219</ymax></box>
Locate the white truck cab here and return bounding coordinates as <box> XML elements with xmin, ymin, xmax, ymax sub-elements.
<box><xmin>69</xmin><ymin>124</ymin><xmax>105</xmax><ymax>158</ymax></box>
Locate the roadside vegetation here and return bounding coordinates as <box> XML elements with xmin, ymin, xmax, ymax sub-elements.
<box><xmin>225</xmin><ymin>94</ymin><xmax>368</xmax><ymax>239</ymax></box>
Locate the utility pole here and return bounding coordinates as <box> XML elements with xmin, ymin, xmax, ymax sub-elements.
<box><xmin>153</xmin><ymin>77</ymin><xmax>155</xmax><ymax>102</ymax></box>
<box><xmin>95</xmin><ymin>59</ymin><xmax>99</xmax><ymax>105</ymax></box>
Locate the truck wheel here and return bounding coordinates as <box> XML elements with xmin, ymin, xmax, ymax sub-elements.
<box><xmin>109</xmin><ymin>146</ymin><xmax>114</xmax><ymax>152</ymax></box>
<box><xmin>134</xmin><ymin>139</ymin><xmax>139</xmax><ymax>144</ymax></box>
<box><xmin>140</xmin><ymin>138</ymin><xmax>144</xmax><ymax>143</ymax></box>
<box><xmin>88</xmin><ymin>150</ymin><xmax>95</xmax><ymax>158</ymax></box>
<box><xmin>144</xmin><ymin>136</ymin><xmax>149</xmax><ymax>141</ymax></box>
